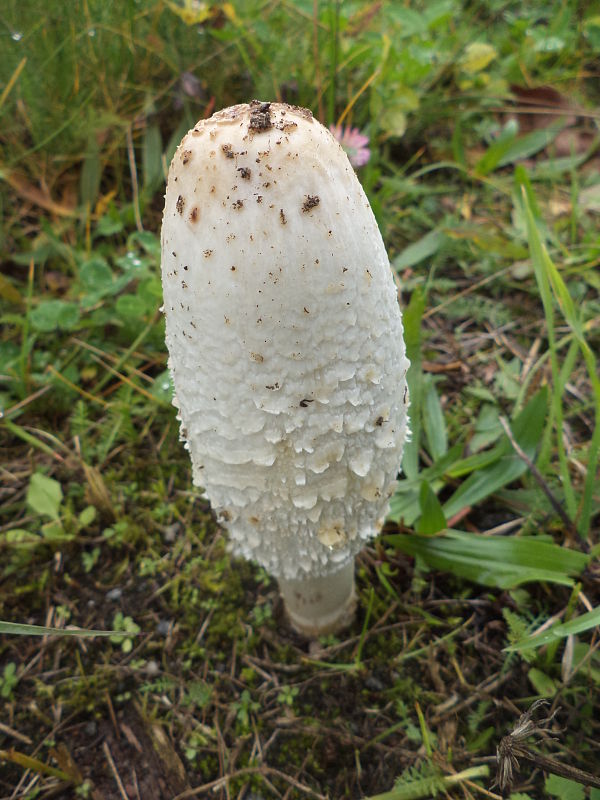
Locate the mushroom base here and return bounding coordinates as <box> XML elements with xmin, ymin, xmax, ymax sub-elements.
<box><xmin>278</xmin><ymin>560</ymin><xmax>356</xmax><ymax>637</ymax></box>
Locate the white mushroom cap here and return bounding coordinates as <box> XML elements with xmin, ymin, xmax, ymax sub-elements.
<box><xmin>161</xmin><ymin>102</ymin><xmax>409</xmax><ymax>583</ymax></box>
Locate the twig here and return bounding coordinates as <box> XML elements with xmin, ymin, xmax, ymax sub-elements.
<box><xmin>102</xmin><ymin>741</ymin><xmax>129</xmax><ymax>800</ymax></box>
<box><xmin>508</xmin><ymin>745</ymin><xmax>600</xmax><ymax>790</ymax></box>
<box><xmin>126</xmin><ymin>124</ymin><xmax>143</xmax><ymax>233</ymax></box>
<box><xmin>0</xmin><ymin>722</ymin><xmax>32</xmax><ymax>746</ymax></box>
<box><xmin>498</xmin><ymin>416</ymin><xmax>578</xmax><ymax>540</ymax></box>
<box><xmin>495</xmin><ymin>699</ymin><xmax>600</xmax><ymax>792</ymax></box>
<box><xmin>172</xmin><ymin>766</ymin><xmax>326</xmax><ymax>800</ymax></box>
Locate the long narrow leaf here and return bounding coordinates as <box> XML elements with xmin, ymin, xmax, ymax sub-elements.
<box><xmin>443</xmin><ymin>387</ymin><xmax>547</xmax><ymax>519</ymax></box>
<box><xmin>0</xmin><ymin>621</ymin><xmax>118</xmax><ymax>637</ymax></box>
<box><xmin>401</xmin><ymin>288</ymin><xmax>426</xmax><ymax>480</ymax></box>
<box><xmin>506</xmin><ymin>605</ymin><xmax>600</xmax><ymax>652</ymax></box>
<box><xmin>386</xmin><ymin>529</ymin><xmax>588</xmax><ymax>589</ymax></box>
<box><xmin>520</xmin><ymin>179</ymin><xmax>600</xmax><ymax>536</ymax></box>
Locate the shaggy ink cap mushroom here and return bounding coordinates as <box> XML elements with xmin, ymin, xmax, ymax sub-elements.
<box><xmin>161</xmin><ymin>101</ymin><xmax>410</xmax><ymax>636</ymax></box>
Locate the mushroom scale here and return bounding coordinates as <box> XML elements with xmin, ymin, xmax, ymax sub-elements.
<box><xmin>161</xmin><ymin>102</ymin><xmax>409</xmax><ymax>634</ymax></box>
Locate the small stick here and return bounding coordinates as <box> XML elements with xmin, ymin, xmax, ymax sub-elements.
<box><xmin>102</xmin><ymin>741</ymin><xmax>129</xmax><ymax>800</ymax></box>
<box><xmin>498</xmin><ymin>416</ymin><xmax>578</xmax><ymax>540</ymax></box>
<box><xmin>0</xmin><ymin>721</ymin><xmax>33</xmax><ymax>745</ymax></box>
<box><xmin>510</xmin><ymin>745</ymin><xmax>600</xmax><ymax>790</ymax></box>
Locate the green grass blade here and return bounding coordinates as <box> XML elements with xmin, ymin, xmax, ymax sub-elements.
<box><xmin>422</xmin><ymin>376</ymin><xmax>447</xmax><ymax>460</ymax></box>
<box><xmin>443</xmin><ymin>386</ymin><xmax>547</xmax><ymax>519</ymax></box>
<box><xmin>0</xmin><ymin>621</ymin><xmax>118</xmax><ymax>637</ymax></box>
<box><xmin>401</xmin><ymin>287</ymin><xmax>426</xmax><ymax>480</ymax></box>
<box><xmin>520</xmin><ymin>176</ymin><xmax>600</xmax><ymax>536</ymax></box>
<box><xmin>385</xmin><ymin>529</ymin><xmax>588</xmax><ymax>589</ymax></box>
<box><xmin>393</xmin><ymin>229</ymin><xmax>447</xmax><ymax>271</ymax></box>
<box><xmin>416</xmin><ymin>481</ymin><xmax>446</xmax><ymax>534</ymax></box>
<box><xmin>476</xmin><ymin>124</ymin><xmax>564</xmax><ymax>177</ymax></box>
<box><xmin>505</xmin><ymin>605</ymin><xmax>600</xmax><ymax>652</ymax></box>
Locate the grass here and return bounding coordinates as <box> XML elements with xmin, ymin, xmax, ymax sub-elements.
<box><xmin>1</xmin><ymin>1</ymin><xmax>600</xmax><ymax>798</ymax></box>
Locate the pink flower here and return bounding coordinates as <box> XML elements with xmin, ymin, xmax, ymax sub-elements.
<box><xmin>329</xmin><ymin>124</ymin><xmax>371</xmax><ymax>168</ymax></box>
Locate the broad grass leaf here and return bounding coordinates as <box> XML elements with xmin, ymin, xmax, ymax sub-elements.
<box><xmin>80</xmin><ymin>134</ymin><xmax>101</xmax><ymax>210</ymax></box>
<box><xmin>390</xmin><ymin>445</ymin><xmax>462</xmax><ymax>525</ymax></box>
<box><xmin>443</xmin><ymin>387</ymin><xmax>547</xmax><ymax>518</ymax></box>
<box><xmin>143</xmin><ymin>122</ymin><xmax>164</xmax><ymax>192</ymax></box>
<box><xmin>26</xmin><ymin>472</ymin><xmax>62</xmax><ymax>520</ymax></box>
<box><xmin>422</xmin><ymin>376</ymin><xmax>447</xmax><ymax>459</ymax></box>
<box><xmin>401</xmin><ymin>287</ymin><xmax>426</xmax><ymax>480</ymax></box>
<box><xmin>521</xmin><ymin>175</ymin><xmax>600</xmax><ymax>536</ymax></box>
<box><xmin>394</xmin><ymin>230</ymin><xmax>446</xmax><ymax>271</ymax></box>
<box><xmin>530</xmin><ymin>150</ymin><xmax>591</xmax><ymax>180</ymax></box>
<box><xmin>476</xmin><ymin>125</ymin><xmax>564</xmax><ymax>176</ymax></box>
<box><xmin>0</xmin><ymin>621</ymin><xmax>116</xmax><ymax>637</ymax></box>
<box><xmin>389</xmin><ymin>480</ymin><xmax>423</xmax><ymax>526</ymax></box>
<box><xmin>417</xmin><ymin>482</ymin><xmax>446</xmax><ymax>534</ymax></box>
<box><xmin>470</xmin><ymin>404</ymin><xmax>502</xmax><ymax>452</ymax></box>
<box><xmin>385</xmin><ymin>529</ymin><xmax>588</xmax><ymax>589</ymax></box>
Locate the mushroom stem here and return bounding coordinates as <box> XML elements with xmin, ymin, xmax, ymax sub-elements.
<box><xmin>277</xmin><ymin>560</ymin><xmax>356</xmax><ymax>636</ymax></box>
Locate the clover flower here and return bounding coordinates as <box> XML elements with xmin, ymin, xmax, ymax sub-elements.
<box><xmin>329</xmin><ymin>124</ymin><xmax>371</xmax><ymax>168</ymax></box>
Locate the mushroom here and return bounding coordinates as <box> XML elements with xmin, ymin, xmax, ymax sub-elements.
<box><xmin>161</xmin><ymin>101</ymin><xmax>409</xmax><ymax>636</ymax></box>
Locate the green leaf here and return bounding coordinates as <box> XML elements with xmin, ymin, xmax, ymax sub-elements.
<box><xmin>129</xmin><ymin>230</ymin><xmax>161</xmax><ymax>260</ymax></box>
<box><xmin>401</xmin><ymin>287</ymin><xmax>426</xmax><ymax>481</ymax></box>
<box><xmin>443</xmin><ymin>387</ymin><xmax>547</xmax><ymax>518</ymax></box>
<box><xmin>79</xmin><ymin>256</ymin><xmax>114</xmax><ymax>296</ymax></box>
<box><xmin>185</xmin><ymin>680</ymin><xmax>212</xmax><ymax>709</ymax></box>
<box><xmin>527</xmin><ymin>667</ymin><xmax>557</xmax><ymax>697</ymax></box>
<box><xmin>1</xmin><ymin>529</ymin><xmax>42</xmax><ymax>547</ymax></box>
<box><xmin>80</xmin><ymin>133</ymin><xmax>101</xmax><ymax>210</ymax></box>
<box><xmin>143</xmin><ymin>122</ymin><xmax>164</xmax><ymax>191</ymax></box>
<box><xmin>422</xmin><ymin>376</ymin><xmax>447</xmax><ymax>459</ymax></box>
<box><xmin>394</xmin><ymin>230</ymin><xmax>446</xmax><ymax>271</ymax></box>
<box><xmin>470</xmin><ymin>404</ymin><xmax>502</xmax><ymax>453</ymax></box>
<box><xmin>476</xmin><ymin>125</ymin><xmax>564</xmax><ymax>176</ymax></box>
<box><xmin>78</xmin><ymin>505</ymin><xmax>97</xmax><ymax>527</ymax></box>
<box><xmin>151</xmin><ymin>369</ymin><xmax>174</xmax><ymax>403</ymax></box>
<box><xmin>506</xmin><ymin>605</ymin><xmax>600</xmax><ymax>652</ymax></box>
<box><xmin>0</xmin><ymin>621</ymin><xmax>117</xmax><ymax>637</ymax></box>
<box><xmin>26</xmin><ymin>472</ymin><xmax>63</xmax><ymax>520</ymax></box>
<box><xmin>458</xmin><ymin>42</ymin><xmax>497</xmax><ymax>73</ymax></box>
<box><xmin>385</xmin><ymin>530</ymin><xmax>588</xmax><ymax>589</ymax></box>
<box><xmin>116</xmin><ymin>293</ymin><xmax>149</xmax><ymax>320</ymax></box>
<box><xmin>417</xmin><ymin>482</ymin><xmax>446</xmax><ymax>534</ymax></box>
<box><xmin>520</xmin><ymin>178</ymin><xmax>600</xmax><ymax>537</ymax></box>
<box><xmin>30</xmin><ymin>300</ymin><xmax>81</xmax><ymax>332</ymax></box>
<box><xmin>545</xmin><ymin>775</ymin><xmax>585</xmax><ymax>800</ymax></box>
